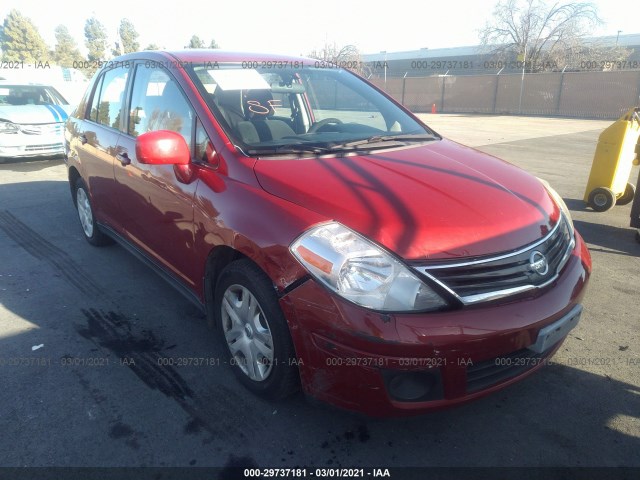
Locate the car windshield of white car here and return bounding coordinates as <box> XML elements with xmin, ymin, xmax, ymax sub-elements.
<box><xmin>0</xmin><ymin>85</ymin><xmax>68</xmax><ymax>106</ymax></box>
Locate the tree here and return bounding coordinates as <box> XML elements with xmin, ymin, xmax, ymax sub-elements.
<box><xmin>548</xmin><ymin>37</ymin><xmax>632</xmax><ymax>71</ymax></box>
<box><xmin>118</xmin><ymin>18</ymin><xmax>139</xmax><ymax>54</ymax></box>
<box><xmin>208</xmin><ymin>39</ymin><xmax>219</xmax><ymax>49</ymax></box>
<box><xmin>0</xmin><ymin>9</ymin><xmax>49</xmax><ymax>62</ymax></box>
<box><xmin>479</xmin><ymin>0</ymin><xmax>607</xmax><ymax>72</ymax></box>
<box><xmin>307</xmin><ymin>43</ymin><xmax>370</xmax><ymax>76</ymax></box>
<box><xmin>84</xmin><ymin>17</ymin><xmax>108</xmax><ymax>63</ymax></box>
<box><xmin>144</xmin><ymin>43</ymin><xmax>161</xmax><ymax>51</ymax></box>
<box><xmin>185</xmin><ymin>35</ymin><xmax>205</xmax><ymax>49</ymax></box>
<box><xmin>52</xmin><ymin>25</ymin><xmax>82</xmax><ymax>67</ymax></box>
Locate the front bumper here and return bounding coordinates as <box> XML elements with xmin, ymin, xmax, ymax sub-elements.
<box><xmin>0</xmin><ymin>129</ymin><xmax>65</xmax><ymax>158</ymax></box>
<box><xmin>280</xmin><ymin>231</ymin><xmax>591</xmax><ymax>416</ymax></box>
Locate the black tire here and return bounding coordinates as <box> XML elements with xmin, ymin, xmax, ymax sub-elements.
<box><xmin>587</xmin><ymin>187</ymin><xmax>616</xmax><ymax>212</ymax></box>
<box><xmin>74</xmin><ymin>178</ymin><xmax>113</xmax><ymax>246</ymax></box>
<box><xmin>214</xmin><ymin>259</ymin><xmax>299</xmax><ymax>400</ymax></box>
<box><xmin>616</xmin><ymin>182</ymin><xmax>636</xmax><ymax>206</ymax></box>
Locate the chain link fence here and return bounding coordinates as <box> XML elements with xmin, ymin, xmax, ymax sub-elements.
<box><xmin>370</xmin><ymin>70</ymin><xmax>640</xmax><ymax>119</ymax></box>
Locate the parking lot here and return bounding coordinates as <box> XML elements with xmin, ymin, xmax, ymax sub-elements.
<box><xmin>0</xmin><ymin>114</ymin><xmax>638</xmax><ymax>470</ymax></box>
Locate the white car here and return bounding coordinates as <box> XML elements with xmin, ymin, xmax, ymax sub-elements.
<box><xmin>0</xmin><ymin>81</ymin><xmax>71</xmax><ymax>160</ymax></box>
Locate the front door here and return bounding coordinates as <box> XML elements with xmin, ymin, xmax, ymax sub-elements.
<box><xmin>114</xmin><ymin>63</ymin><xmax>200</xmax><ymax>287</ymax></box>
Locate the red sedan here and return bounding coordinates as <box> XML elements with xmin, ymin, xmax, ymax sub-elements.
<box><xmin>65</xmin><ymin>50</ymin><xmax>591</xmax><ymax>416</ymax></box>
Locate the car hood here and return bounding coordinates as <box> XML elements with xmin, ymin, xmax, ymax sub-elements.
<box><xmin>253</xmin><ymin>139</ymin><xmax>560</xmax><ymax>261</ymax></box>
<box><xmin>0</xmin><ymin>105</ymin><xmax>71</xmax><ymax>124</ymax></box>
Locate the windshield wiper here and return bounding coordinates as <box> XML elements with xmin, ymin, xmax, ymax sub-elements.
<box><xmin>246</xmin><ymin>142</ymin><xmax>332</xmax><ymax>156</ymax></box>
<box><xmin>243</xmin><ymin>133</ymin><xmax>439</xmax><ymax>156</ymax></box>
<box><xmin>330</xmin><ymin>133</ymin><xmax>440</xmax><ymax>150</ymax></box>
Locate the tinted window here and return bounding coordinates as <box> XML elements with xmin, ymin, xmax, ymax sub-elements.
<box><xmin>128</xmin><ymin>65</ymin><xmax>194</xmax><ymax>150</ymax></box>
<box><xmin>89</xmin><ymin>66</ymin><xmax>129</xmax><ymax>130</ymax></box>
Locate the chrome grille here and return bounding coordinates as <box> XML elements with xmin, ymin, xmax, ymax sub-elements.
<box><xmin>25</xmin><ymin>143</ymin><xmax>64</xmax><ymax>152</ymax></box>
<box><xmin>20</xmin><ymin>123</ymin><xmax>63</xmax><ymax>135</ymax></box>
<box><xmin>413</xmin><ymin>217</ymin><xmax>575</xmax><ymax>305</ymax></box>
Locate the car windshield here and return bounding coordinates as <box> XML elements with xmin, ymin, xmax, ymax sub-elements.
<box><xmin>0</xmin><ymin>85</ymin><xmax>68</xmax><ymax>106</ymax></box>
<box><xmin>187</xmin><ymin>63</ymin><xmax>438</xmax><ymax>156</ymax></box>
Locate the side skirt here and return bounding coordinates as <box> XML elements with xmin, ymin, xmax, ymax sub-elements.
<box><xmin>98</xmin><ymin>223</ymin><xmax>205</xmax><ymax>313</ymax></box>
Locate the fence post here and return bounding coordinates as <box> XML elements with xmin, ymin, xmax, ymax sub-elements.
<box><xmin>492</xmin><ymin>68</ymin><xmax>503</xmax><ymax>114</ymax></box>
<box><xmin>402</xmin><ymin>72</ymin><xmax>407</xmax><ymax>106</ymax></box>
<box><xmin>518</xmin><ymin>71</ymin><xmax>526</xmax><ymax>114</ymax></box>
<box><xmin>556</xmin><ymin>66</ymin><xmax>567</xmax><ymax>116</ymax></box>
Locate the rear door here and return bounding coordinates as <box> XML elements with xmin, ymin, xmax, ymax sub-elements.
<box><xmin>71</xmin><ymin>66</ymin><xmax>130</xmax><ymax>229</ymax></box>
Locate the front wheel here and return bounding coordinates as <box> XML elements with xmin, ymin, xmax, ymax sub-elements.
<box><xmin>74</xmin><ymin>178</ymin><xmax>113</xmax><ymax>246</ymax></box>
<box><xmin>587</xmin><ymin>187</ymin><xmax>616</xmax><ymax>212</ymax></box>
<box><xmin>214</xmin><ymin>259</ymin><xmax>299</xmax><ymax>399</ymax></box>
<box><xmin>616</xmin><ymin>182</ymin><xmax>636</xmax><ymax>205</ymax></box>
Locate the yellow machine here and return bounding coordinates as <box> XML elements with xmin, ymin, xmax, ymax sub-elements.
<box><xmin>584</xmin><ymin>108</ymin><xmax>640</xmax><ymax>212</ymax></box>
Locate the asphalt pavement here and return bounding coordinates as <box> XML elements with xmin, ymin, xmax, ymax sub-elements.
<box><xmin>0</xmin><ymin>115</ymin><xmax>638</xmax><ymax>473</ymax></box>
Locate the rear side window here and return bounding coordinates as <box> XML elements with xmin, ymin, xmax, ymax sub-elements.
<box><xmin>127</xmin><ymin>65</ymin><xmax>194</xmax><ymax>150</ymax></box>
<box><xmin>89</xmin><ymin>66</ymin><xmax>129</xmax><ymax>130</ymax></box>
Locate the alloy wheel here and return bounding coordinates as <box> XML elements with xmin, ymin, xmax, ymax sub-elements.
<box><xmin>76</xmin><ymin>188</ymin><xmax>94</xmax><ymax>237</ymax></box>
<box><xmin>221</xmin><ymin>284</ymin><xmax>274</xmax><ymax>381</ymax></box>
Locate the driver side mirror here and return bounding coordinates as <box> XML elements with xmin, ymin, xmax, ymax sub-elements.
<box><xmin>136</xmin><ymin>130</ymin><xmax>196</xmax><ymax>184</ymax></box>
<box><xmin>135</xmin><ymin>130</ymin><xmax>190</xmax><ymax>165</ymax></box>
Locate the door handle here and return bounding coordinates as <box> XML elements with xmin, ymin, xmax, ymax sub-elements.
<box><xmin>116</xmin><ymin>152</ymin><xmax>131</xmax><ymax>166</ymax></box>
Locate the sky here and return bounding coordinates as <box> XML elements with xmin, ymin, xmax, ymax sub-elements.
<box><xmin>1</xmin><ymin>0</ymin><xmax>638</xmax><ymax>57</ymax></box>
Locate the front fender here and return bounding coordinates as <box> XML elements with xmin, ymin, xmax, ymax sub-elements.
<box><xmin>192</xmin><ymin>167</ymin><xmax>326</xmax><ymax>299</ymax></box>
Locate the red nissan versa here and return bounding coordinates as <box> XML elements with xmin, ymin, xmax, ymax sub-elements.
<box><xmin>64</xmin><ymin>50</ymin><xmax>591</xmax><ymax>416</ymax></box>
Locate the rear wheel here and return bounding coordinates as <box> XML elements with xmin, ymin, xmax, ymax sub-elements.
<box><xmin>74</xmin><ymin>178</ymin><xmax>113</xmax><ymax>246</ymax></box>
<box><xmin>214</xmin><ymin>259</ymin><xmax>299</xmax><ymax>399</ymax></box>
<box><xmin>587</xmin><ymin>187</ymin><xmax>616</xmax><ymax>212</ymax></box>
<box><xmin>616</xmin><ymin>182</ymin><xmax>636</xmax><ymax>205</ymax></box>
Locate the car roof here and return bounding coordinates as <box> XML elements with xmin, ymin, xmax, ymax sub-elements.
<box><xmin>115</xmin><ymin>49</ymin><xmax>314</xmax><ymax>64</ymax></box>
<box><xmin>0</xmin><ymin>80</ymin><xmax>55</xmax><ymax>87</ymax></box>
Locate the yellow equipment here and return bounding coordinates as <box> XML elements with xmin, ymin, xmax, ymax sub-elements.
<box><xmin>584</xmin><ymin>108</ymin><xmax>640</xmax><ymax>212</ymax></box>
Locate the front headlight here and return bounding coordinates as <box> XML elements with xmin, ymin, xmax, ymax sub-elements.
<box><xmin>290</xmin><ymin>222</ymin><xmax>449</xmax><ymax>312</ymax></box>
<box><xmin>0</xmin><ymin>121</ymin><xmax>20</xmax><ymax>134</ymax></box>
<box><xmin>539</xmin><ymin>178</ymin><xmax>575</xmax><ymax>238</ymax></box>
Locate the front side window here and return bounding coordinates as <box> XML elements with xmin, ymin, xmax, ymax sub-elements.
<box><xmin>187</xmin><ymin>63</ymin><xmax>436</xmax><ymax>156</ymax></box>
<box><xmin>89</xmin><ymin>66</ymin><xmax>129</xmax><ymax>130</ymax></box>
<box><xmin>195</xmin><ymin>118</ymin><xmax>216</xmax><ymax>165</ymax></box>
<box><xmin>127</xmin><ymin>65</ymin><xmax>194</xmax><ymax>150</ymax></box>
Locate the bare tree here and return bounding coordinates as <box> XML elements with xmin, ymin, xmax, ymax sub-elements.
<box><xmin>307</xmin><ymin>43</ymin><xmax>371</xmax><ymax>77</ymax></box>
<box><xmin>547</xmin><ymin>37</ymin><xmax>633</xmax><ymax>71</ymax></box>
<box><xmin>479</xmin><ymin>0</ymin><xmax>625</xmax><ymax>72</ymax></box>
